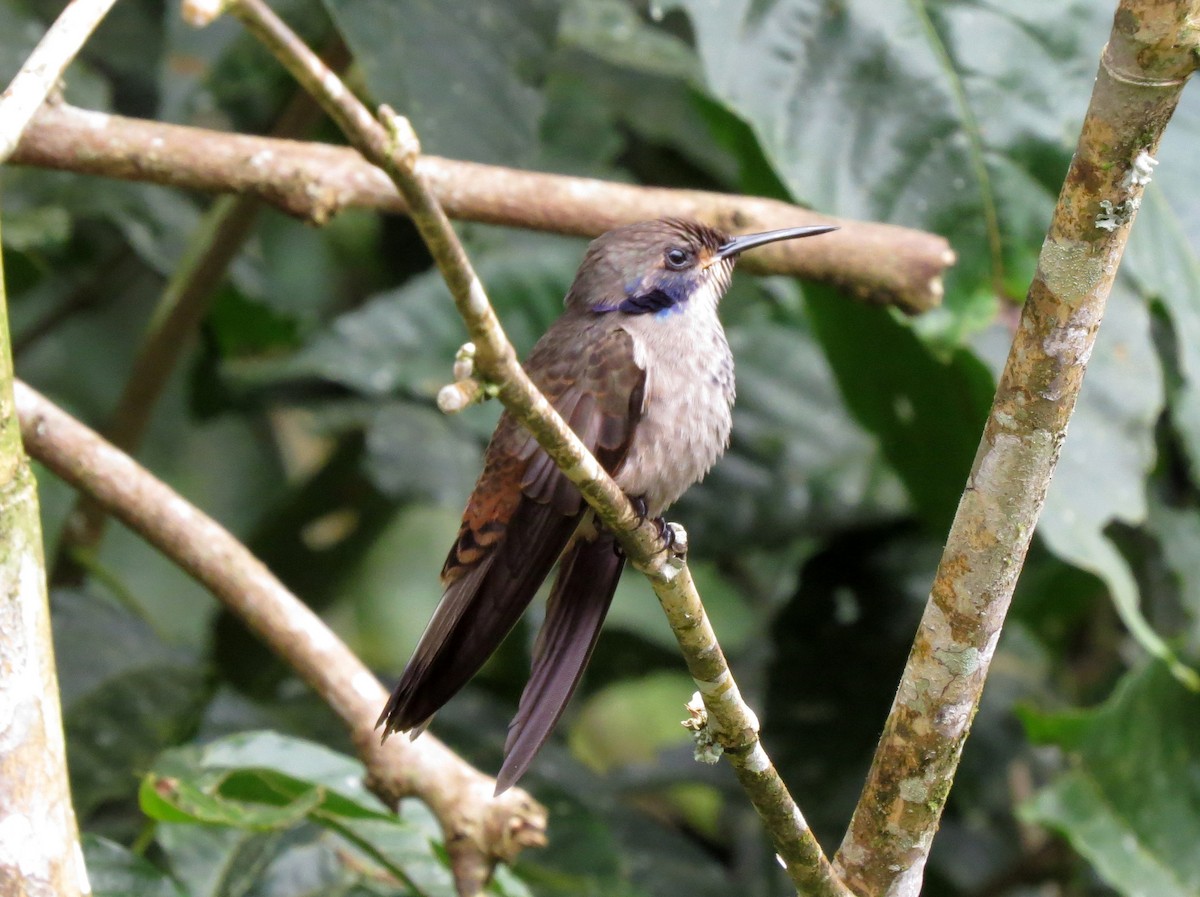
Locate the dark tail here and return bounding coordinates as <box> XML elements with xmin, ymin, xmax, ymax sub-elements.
<box><xmin>495</xmin><ymin>532</ymin><xmax>624</xmax><ymax>793</ymax></box>
<box><xmin>377</xmin><ymin>499</ymin><xmax>580</xmax><ymax>738</ymax></box>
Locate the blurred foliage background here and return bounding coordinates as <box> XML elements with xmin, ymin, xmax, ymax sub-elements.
<box><xmin>3</xmin><ymin>0</ymin><xmax>1200</xmax><ymax>895</ymax></box>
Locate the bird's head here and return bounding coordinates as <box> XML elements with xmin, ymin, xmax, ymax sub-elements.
<box><xmin>566</xmin><ymin>217</ymin><xmax>837</xmax><ymax>317</ymax></box>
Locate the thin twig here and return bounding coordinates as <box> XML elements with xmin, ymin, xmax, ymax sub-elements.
<box><xmin>13</xmin><ymin>380</ymin><xmax>548</xmax><ymax>897</ymax></box>
<box><xmin>10</xmin><ymin>103</ymin><xmax>954</xmax><ymax>313</ymax></box>
<box><xmin>213</xmin><ymin>1</ymin><xmax>851</xmax><ymax>894</ymax></box>
<box><xmin>834</xmin><ymin>3</ymin><xmax>1200</xmax><ymax>895</ymax></box>
<box><xmin>0</xmin><ymin>0</ymin><xmax>119</xmax><ymax>162</ymax></box>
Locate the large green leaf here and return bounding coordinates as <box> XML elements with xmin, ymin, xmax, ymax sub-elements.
<box><xmin>805</xmin><ymin>287</ymin><xmax>994</xmax><ymax>531</ymax></box>
<box><xmin>1123</xmin><ymin>180</ymin><xmax>1200</xmax><ymax>479</ymax></box>
<box><xmin>1035</xmin><ymin>282</ymin><xmax>1197</xmax><ymax>686</ymax></box>
<box><xmin>320</xmin><ymin>0</ymin><xmax>554</xmax><ymax>166</ymax></box>
<box><xmin>261</xmin><ymin>230</ymin><xmax>582</xmax><ymax>399</ymax></box>
<box><xmin>143</xmin><ymin>732</ymin><xmax>465</xmax><ymax>897</ymax></box>
<box><xmin>668</xmin><ymin>0</ymin><xmax>1110</xmax><ymax>321</ymax></box>
<box><xmin>679</xmin><ymin>291</ymin><xmax>910</xmax><ymax>551</ymax></box>
<box><xmin>52</xmin><ymin>588</ymin><xmax>210</xmax><ymax>819</ymax></box>
<box><xmin>83</xmin><ymin>835</ymin><xmax>186</xmax><ymax>897</ymax></box>
<box><xmin>1022</xmin><ymin>661</ymin><xmax>1200</xmax><ymax>897</ymax></box>
<box><xmin>141</xmin><ymin>731</ymin><xmax>392</xmax><ymax>825</ymax></box>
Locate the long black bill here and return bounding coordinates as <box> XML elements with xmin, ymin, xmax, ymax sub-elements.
<box><xmin>717</xmin><ymin>224</ymin><xmax>839</xmax><ymax>259</ymax></box>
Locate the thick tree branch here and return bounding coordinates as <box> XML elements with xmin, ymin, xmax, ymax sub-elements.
<box><xmin>212</xmin><ymin>0</ymin><xmax>850</xmax><ymax>894</ymax></box>
<box><xmin>834</xmin><ymin>3</ymin><xmax>1200</xmax><ymax>895</ymax></box>
<box><xmin>13</xmin><ymin>380</ymin><xmax>548</xmax><ymax>897</ymax></box>
<box><xmin>10</xmin><ymin>102</ymin><xmax>953</xmax><ymax>314</ymax></box>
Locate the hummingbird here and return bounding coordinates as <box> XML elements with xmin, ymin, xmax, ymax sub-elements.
<box><xmin>378</xmin><ymin>218</ymin><xmax>837</xmax><ymax>792</ymax></box>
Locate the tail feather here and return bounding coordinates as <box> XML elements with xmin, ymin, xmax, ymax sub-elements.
<box><xmin>378</xmin><ymin>499</ymin><xmax>581</xmax><ymax>736</ymax></box>
<box><xmin>495</xmin><ymin>533</ymin><xmax>624</xmax><ymax>793</ymax></box>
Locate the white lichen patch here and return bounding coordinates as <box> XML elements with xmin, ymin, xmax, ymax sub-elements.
<box><xmin>682</xmin><ymin>694</ymin><xmax>725</xmax><ymax>765</ymax></box>
<box><xmin>667</xmin><ymin>522</ymin><xmax>688</xmax><ymax>554</ymax></box>
<box><xmin>692</xmin><ymin>670</ymin><xmax>729</xmax><ymax>696</ymax></box>
<box><xmin>742</xmin><ymin>742</ymin><xmax>770</xmax><ymax>773</ymax></box>
<box><xmin>969</xmin><ymin>430</ymin><xmax>1053</xmax><ymax>542</ymax></box>
<box><xmin>1038</xmin><ymin>238</ymin><xmax>1104</xmax><ymax>304</ymax></box>
<box><xmin>934</xmin><ymin>698</ymin><xmax>973</xmax><ymax>740</ymax></box>
<box><xmin>1042</xmin><ymin>322</ymin><xmax>1090</xmax><ymax>366</ymax></box>
<box><xmin>898</xmin><ymin>777</ymin><xmax>929</xmax><ymax>803</ymax></box>
<box><xmin>933</xmin><ymin>645</ymin><xmax>981</xmax><ymax>678</ymax></box>
<box><xmin>1095</xmin><ymin>198</ymin><xmax>1139</xmax><ymax>232</ymax></box>
<box><xmin>1123</xmin><ymin>150</ymin><xmax>1158</xmax><ymax>188</ymax></box>
<box><xmin>0</xmin><ymin>814</ymin><xmax>44</xmax><ymax>878</ymax></box>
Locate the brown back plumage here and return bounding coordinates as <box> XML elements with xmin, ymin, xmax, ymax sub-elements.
<box><xmin>376</xmin><ymin>312</ymin><xmax>645</xmax><ymax>748</ymax></box>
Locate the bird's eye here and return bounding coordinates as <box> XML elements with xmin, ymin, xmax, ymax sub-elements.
<box><xmin>664</xmin><ymin>247</ymin><xmax>690</xmax><ymax>269</ymax></box>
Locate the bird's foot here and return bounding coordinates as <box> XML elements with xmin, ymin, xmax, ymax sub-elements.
<box><xmin>653</xmin><ymin>516</ymin><xmax>678</xmax><ymax>552</ymax></box>
<box><xmin>628</xmin><ymin>497</ymin><xmax>687</xmax><ymax>560</ymax></box>
<box><xmin>664</xmin><ymin>522</ymin><xmax>688</xmax><ymax>559</ymax></box>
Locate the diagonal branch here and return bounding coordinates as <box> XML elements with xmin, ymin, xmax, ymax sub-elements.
<box><xmin>210</xmin><ymin>0</ymin><xmax>851</xmax><ymax>894</ymax></box>
<box><xmin>834</xmin><ymin>3</ymin><xmax>1200</xmax><ymax>895</ymax></box>
<box><xmin>13</xmin><ymin>380</ymin><xmax>548</xmax><ymax>897</ymax></box>
<box><xmin>10</xmin><ymin>102</ymin><xmax>953</xmax><ymax>314</ymax></box>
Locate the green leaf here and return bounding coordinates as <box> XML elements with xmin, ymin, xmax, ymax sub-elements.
<box><xmin>321</xmin><ymin>0</ymin><xmax>554</xmax><ymax>166</ymax></box>
<box><xmin>1022</xmin><ymin>662</ymin><xmax>1200</xmax><ymax>897</ymax></box>
<box><xmin>1147</xmin><ymin>494</ymin><xmax>1200</xmax><ymax>654</ymax></box>
<box><xmin>143</xmin><ymin>732</ymin><xmax>393</xmax><ymax>824</ymax></box>
<box><xmin>52</xmin><ymin>588</ymin><xmax>210</xmax><ymax>819</ymax></box>
<box><xmin>263</xmin><ymin>230</ymin><xmax>582</xmax><ymax>399</ymax></box>
<box><xmin>569</xmin><ymin>671</ymin><xmax>696</xmax><ymax>773</ymax></box>
<box><xmin>1036</xmin><ymin>282</ymin><xmax>1197</xmax><ymax>687</ymax></box>
<box><xmin>679</xmin><ymin>287</ymin><xmax>910</xmax><ymax>553</ymax></box>
<box><xmin>144</xmin><ymin>733</ymin><xmax>465</xmax><ymax>896</ymax></box>
<box><xmin>141</xmin><ymin>770</ymin><xmax>323</xmax><ymax>830</ymax></box>
<box><xmin>1123</xmin><ymin>185</ymin><xmax>1200</xmax><ymax>478</ymax></box>
<box><xmin>558</xmin><ymin>0</ymin><xmax>699</xmax><ymax>83</ymax></box>
<box><xmin>156</xmin><ymin>824</ymin><xmax>288</xmax><ymax>897</ymax></box>
<box><xmin>804</xmin><ymin>287</ymin><xmax>993</xmax><ymax>531</ymax></box>
<box><xmin>668</xmin><ymin>0</ymin><xmax>1110</xmax><ymax>326</ymax></box>
<box><xmin>335</xmin><ymin>503</ymin><xmax>462</xmax><ymax>669</ymax></box>
<box><xmin>0</xmin><ymin>204</ymin><xmax>71</xmax><ymax>253</ymax></box>
<box><xmin>83</xmin><ymin>835</ymin><xmax>186</xmax><ymax>897</ymax></box>
<box><xmin>364</xmin><ymin>402</ymin><xmax>483</xmax><ymax>504</ymax></box>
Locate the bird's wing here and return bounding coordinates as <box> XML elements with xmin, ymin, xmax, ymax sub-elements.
<box><xmin>378</xmin><ymin>318</ymin><xmax>645</xmax><ymax>736</ymax></box>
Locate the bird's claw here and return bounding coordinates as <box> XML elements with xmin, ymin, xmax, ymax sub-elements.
<box><xmin>630</xmin><ymin>496</ymin><xmax>687</xmax><ymax>559</ymax></box>
<box><xmin>654</xmin><ymin>516</ymin><xmax>681</xmax><ymax>554</ymax></box>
